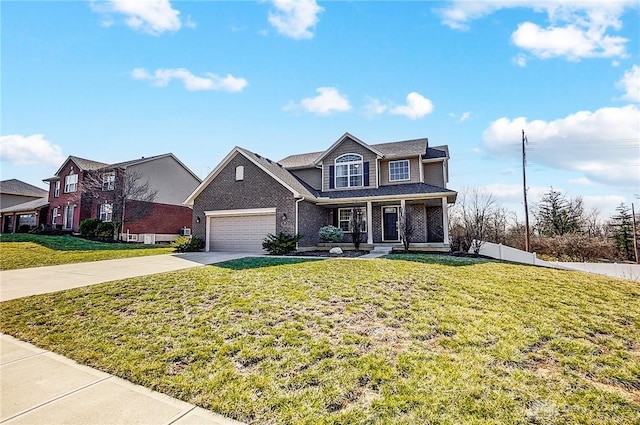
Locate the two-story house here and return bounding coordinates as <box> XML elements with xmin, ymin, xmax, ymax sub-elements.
<box><xmin>43</xmin><ymin>153</ymin><xmax>201</xmax><ymax>242</ymax></box>
<box><xmin>185</xmin><ymin>133</ymin><xmax>457</xmax><ymax>252</ymax></box>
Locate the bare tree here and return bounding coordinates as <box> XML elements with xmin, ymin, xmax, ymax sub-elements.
<box><xmin>83</xmin><ymin>168</ymin><xmax>158</xmax><ymax>240</ymax></box>
<box><xmin>349</xmin><ymin>207</ymin><xmax>365</xmax><ymax>250</ymax></box>
<box><xmin>449</xmin><ymin>187</ymin><xmax>497</xmax><ymax>254</ymax></box>
<box><xmin>398</xmin><ymin>206</ymin><xmax>414</xmax><ymax>251</ymax></box>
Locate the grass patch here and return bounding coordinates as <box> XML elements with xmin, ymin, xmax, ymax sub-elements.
<box><xmin>0</xmin><ymin>234</ymin><xmax>172</xmax><ymax>270</ymax></box>
<box><xmin>1</xmin><ymin>256</ymin><xmax>638</xmax><ymax>424</ymax></box>
<box><xmin>215</xmin><ymin>257</ymin><xmax>322</xmax><ymax>270</ymax></box>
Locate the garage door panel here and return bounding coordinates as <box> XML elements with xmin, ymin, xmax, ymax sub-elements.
<box><xmin>208</xmin><ymin>213</ymin><xmax>276</xmax><ymax>252</ymax></box>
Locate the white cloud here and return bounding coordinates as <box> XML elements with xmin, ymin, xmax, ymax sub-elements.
<box><xmin>131</xmin><ymin>68</ymin><xmax>248</xmax><ymax>92</ymax></box>
<box><xmin>616</xmin><ymin>64</ymin><xmax>640</xmax><ymax>103</ymax></box>
<box><xmin>0</xmin><ymin>134</ymin><xmax>64</xmax><ymax>167</ymax></box>
<box><xmin>389</xmin><ymin>92</ymin><xmax>434</xmax><ymax>120</ymax></box>
<box><xmin>437</xmin><ymin>1</ymin><xmax>636</xmax><ymax>62</ymax></box>
<box><xmin>568</xmin><ymin>177</ymin><xmax>594</xmax><ymax>185</ymax></box>
<box><xmin>286</xmin><ymin>87</ymin><xmax>351</xmax><ymax>115</ymax></box>
<box><xmin>364</xmin><ymin>97</ymin><xmax>388</xmax><ymax>116</ymax></box>
<box><xmin>511</xmin><ymin>21</ymin><xmax>627</xmax><ymax>61</ymax></box>
<box><xmin>477</xmin><ymin>183</ymin><xmax>550</xmax><ymax>204</ymax></box>
<box><xmin>268</xmin><ymin>0</ymin><xmax>323</xmax><ymax>39</ymax></box>
<box><xmin>92</xmin><ymin>0</ymin><xmax>182</xmax><ymax>35</ymax></box>
<box><xmin>513</xmin><ymin>53</ymin><xmax>528</xmax><ymax>67</ymax></box>
<box><xmin>459</xmin><ymin>111</ymin><xmax>471</xmax><ymax>122</ymax></box>
<box><xmin>483</xmin><ymin>105</ymin><xmax>640</xmax><ymax>188</ymax></box>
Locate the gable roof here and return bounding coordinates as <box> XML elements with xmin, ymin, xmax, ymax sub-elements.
<box><xmin>0</xmin><ymin>179</ymin><xmax>48</xmax><ymax>197</ymax></box>
<box><xmin>312</xmin><ymin>132</ymin><xmax>384</xmax><ymax>165</ymax></box>
<box><xmin>107</xmin><ymin>153</ymin><xmax>201</xmax><ymax>182</ymax></box>
<box><xmin>279</xmin><ymin>136</ymin><xmax>448</xmax><ymax>169</ymax></box>
<box><xmin>184</xmin><ymin>147</ymin><xmax>317</xmax><ymax>206</ymax></box>
<box><xmin>44</xmin><ymin>153</ymin><xmax>201</xmax><ymax>183</ymax></box>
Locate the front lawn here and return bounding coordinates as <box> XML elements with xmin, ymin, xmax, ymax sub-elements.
<box><xmin>0</xmin><ymin>234</ymin><xmax>173</xmax><ymax>270</ymax></box>
<box><xmin>1</xmin><ymin>256</ymin><xmax>638</xmax><ymax>424</ymax></box>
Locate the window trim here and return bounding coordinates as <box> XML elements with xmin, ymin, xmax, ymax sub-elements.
<box><xmin>101</xmin><ymin>172</ymin><xmax>115</xmax><ymax>191</ymax></box>
<box><xmin>334</xmin><ymin>153</ymin><xmax>363</xmax><ymax>188</ymax></box>
<box><xmin>235</xmin><ymin>165</ymin><xmax>244</xmax><ymax>181</ymax></box>
<box><xmin>337</xmin><ymin>207</ymin><xmax>367</xmax><ymax>233</ymax></box>
<box><xmin>64</xmin><ymin>173</ymin><xmax>78</xmax><ymax>193</ymax></box>
<box><xmin>53</xmin><ymin>181</ymin><xmax>60</xmax><ymax>197</ymax></box>
<box><xmin>389</xmin><ymin>159</ymin><xmax>410</xmax><ymax>182</ymax></box>
<box><xmin>99</xmin><ymin>203</ymin><xmax>113</xmax><ymax>222</ymax></box>
<box><xmin>63</xmin><ymin>205</ymin><xmax>74</xmax><ymax>230</ymax></box>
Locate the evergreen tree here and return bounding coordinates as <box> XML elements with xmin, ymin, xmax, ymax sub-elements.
<box><xmin>535</xmin><ymin>188</ymin><xmax>583</xmax><ymax>236</ymax></box>
<box><xmin>610</xmin><ymin>203</ymin><xmax>634</xmax><ymax>261</ymax></box>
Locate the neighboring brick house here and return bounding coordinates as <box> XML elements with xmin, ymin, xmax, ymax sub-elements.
<box><xmin>184</xmin><ymin>133</ymin><xmax>457</xmax><ymax>252</ymax></box>
<box><xmin>0</xmin><ymin>179</ymin><xmax>49</xmax><ymax>233</ymax></box>
<box><xmin>43</xmin><ymin>153</ymin><xmax>201</xmax><ymax>242</ymax></box>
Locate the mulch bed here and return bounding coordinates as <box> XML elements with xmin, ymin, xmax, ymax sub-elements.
<box><xmin>286</xmin><ymin>250</ymin><xmax>369</xmax><ymax>258</ymax></box>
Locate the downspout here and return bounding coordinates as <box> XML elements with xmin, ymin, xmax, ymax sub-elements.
<box><xmin>295</xmin><ymin>197</ymin><xmax>305</xmax><ymax>250</ymax></box>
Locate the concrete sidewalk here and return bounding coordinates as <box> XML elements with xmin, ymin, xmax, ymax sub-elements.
<box><xmin>0</xmin><ymin>252</ymin><xmax>255</xmax><ymax>301</ymax></box>
<box><xmin>0</xmin><ymin>334</ymin><xmax>244</xmax><ymax>425</ymax></box>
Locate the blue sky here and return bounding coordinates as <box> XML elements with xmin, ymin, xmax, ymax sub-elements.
<box><xmin>2</xmin><ymin>0</ymin><xmax>639</xmax><ymax>220</ymax></box>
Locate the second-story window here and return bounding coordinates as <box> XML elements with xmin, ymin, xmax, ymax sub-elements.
<box><xmin>102</xmin><ymin>172</ymin><xmax>115</xmax><ymax>191</ymax></box>
<box><xmin>335</xmin><ymin>154</ymin><xmax>363</xmax><ymax>188</ymax></box>
<box><xmin>53</xmin><ymin>181</ymin><xmax>60</xmax><ymax>197</ymax></box>
<box><xmin>64</xmin><ymin>173</ymin><xmax>78</xmax><ymax>193</ymax></box>
<box><xmin>389</xmin><ymin>160</ymin><xmax>410</xmax><ymax>181</ymax></box>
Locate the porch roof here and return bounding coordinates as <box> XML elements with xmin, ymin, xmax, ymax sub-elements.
<box><xmin>312</xmin><ymin>182</ymin><xmax>457</xmax><ymax>203</ymax></box>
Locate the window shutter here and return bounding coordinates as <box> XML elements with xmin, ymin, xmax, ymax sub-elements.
<box><xmin>363</xmin><ymin>162</ymin><xmax>370</xmax><ymax>186</ymax></box>
<box><xmin>329</xmin><ymin>166</ymin><xmax>335</xmax><ymax>189</ymax></box>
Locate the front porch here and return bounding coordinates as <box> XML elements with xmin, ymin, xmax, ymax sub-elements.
<box><xmin>300</xmin><ymin>195</ymin><xmax>453</xmax><ymax>251</ymax></box>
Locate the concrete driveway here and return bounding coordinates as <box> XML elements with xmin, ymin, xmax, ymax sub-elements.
<box><xmin>1</xmin><ymin>252</ymin><xmax>260</xmax><ymax>424</ymax></box>
<box><xmin>0</xmin><ymin>252</ymin><xmax>257</xmax><ymax>301</ymax></box>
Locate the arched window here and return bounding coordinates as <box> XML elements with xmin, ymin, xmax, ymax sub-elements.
<box><xmin>335</xmin><ymin>154</ymin><xmax>363</xmax><ymax>188</ymax></box>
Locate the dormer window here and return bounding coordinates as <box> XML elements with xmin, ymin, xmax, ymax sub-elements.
<box><xmin>335</xmin><ymin>154</ymin><xmax>363</xmax><ymax>188</ymax></box>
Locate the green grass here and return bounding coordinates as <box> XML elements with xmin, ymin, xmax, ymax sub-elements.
<box><xmin>0</xmin><ymin>234</ymin><xmax>173</xmax><ymax>270</ymax></box>
<box><xmin>1</xmin><ymin>255</ymin><xmax>638</xmax><ymax>424</ymax></box>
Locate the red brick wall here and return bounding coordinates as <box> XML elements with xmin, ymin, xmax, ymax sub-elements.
<box><xmin>122</xmin><ymin>200</ymin><xmax>192</xmax><ymax>234</ymax></box>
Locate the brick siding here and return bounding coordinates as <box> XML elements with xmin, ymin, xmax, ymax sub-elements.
<box><xmin>192</xmin><ymin>153</ymin><xmax>296</xmax><ymax>241</ymax></box>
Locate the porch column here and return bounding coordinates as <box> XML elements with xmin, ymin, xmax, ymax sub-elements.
<box><xmin>366</xmin><ymin>201</ymin><xmax>373</xmax><ymax>245</ymax></box>
<box><xmin>442</xmin><ymin>197</ymin><xmax>449</xmax><ymax>245</ymax></box>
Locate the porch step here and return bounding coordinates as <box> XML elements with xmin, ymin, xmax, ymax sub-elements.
<box><xmin>360</xmin><ymin>246</ymin><xmax>393</xmax><ymax>259</ymax></box>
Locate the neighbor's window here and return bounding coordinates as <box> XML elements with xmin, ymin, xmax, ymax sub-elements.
<box><xmin>102</xmin><ymin>172</ymin><xmax>115</xmax><ymax>191</ymax></box>
<box><xmin>64</xmin><ymin>173</ymin><xmax>78</xmax><ymax>193</ymax></box>
<box><xmin>235</xmin><ymin>165</ymin><xmax>244</xmax><ymax>181</ymax></box>
<box><xmin>389</xmin><ymin>160</ymin><xmax>410</xmax><ymax>181</ymax></box>
<box><xmin>99</xmin><ymin>203</ymin><xmax>113</xmax><ymax>222</ymax></box>
<box><xmin>63</xmin><ymin>205</ymin><xmax>74</xmax><ymax>230</ymax></box>
<box><xmin>335</xmin><ymin>154</ymin><xmax>363</xmax><ymax>188</ymax></box>
<box><xmin>338</xmin><ymin>207</ymin><xmax>367</xmax><ymax>232</ymax></box>
<box><xmin>53</xmin><ymin>181</ymin><xmax>60</xmax><ymax>197</ymax></box>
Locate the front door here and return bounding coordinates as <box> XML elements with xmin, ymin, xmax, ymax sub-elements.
<box><xmin>383</xmin><ymin>206</ymin><xmax>399</xmax><ymax>241</ymax></box>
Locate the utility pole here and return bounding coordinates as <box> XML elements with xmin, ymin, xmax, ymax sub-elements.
<box><xmin>632</xmin><ymin>203</ymin><xmax>639</xmax><ymax>264</ymax></box>
<box><xmin>522</xmin><ymin>129</ymin><xmax>531</xmax><ymax>252</ymax></box>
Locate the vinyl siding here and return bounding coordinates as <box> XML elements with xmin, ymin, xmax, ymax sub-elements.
<box><xmin>423</xmin><ymin>162</ymin><xmax>445</xmax><ymax>187</ymax></box>
<box><xmin>321</xmin><ymin>138</ymin><xmax>378</xmax><ymax>192</ymax></box>
<box><xmin>379</xmin><ymin>157</ymin><xmax>421</xmax><ymax>186</ymax></box>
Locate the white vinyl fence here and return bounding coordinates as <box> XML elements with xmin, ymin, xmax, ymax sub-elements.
<box><xmin>471</xmin><ymin>240</ymin><xmax>640</xmax><ymax>281</ymax></box>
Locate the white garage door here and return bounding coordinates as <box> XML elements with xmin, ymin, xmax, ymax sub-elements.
<box><xmin>208</xmin><ymin>212</ymin><xmax>276</xmax><ymax>252</ymax></box>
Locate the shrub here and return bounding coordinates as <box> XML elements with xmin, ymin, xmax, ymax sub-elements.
<box><xmin>171</xmin><ymin>236</ymin><xmax>204</xmax><ymax>253</ymax></box>
<box><xmin>318</xmin><ymin>225</ymin><xmax>343</xmax><ymax>243</ymax></box>
<box><xmin>96</xmin><ymin>222</ymin><xmax>115</xmax><ymax>239</ymax></box>
<box><xmin>262</xmin><ymin>233</ymin><xmax>303</xmax><ymax>255</ymax></box>
<box><xmin>79</xmin><ymin>218</ymin><xmax>102</xmax><ymax>237</ymax></box>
